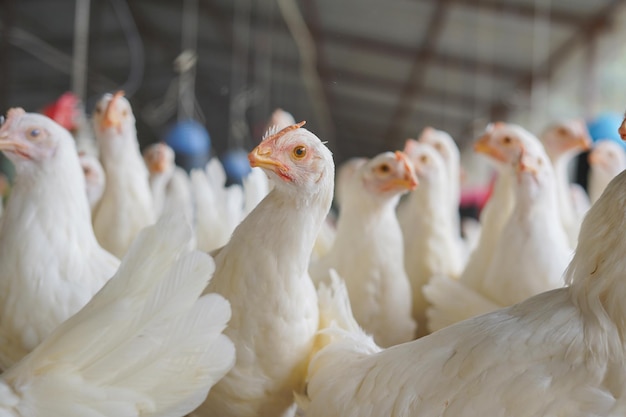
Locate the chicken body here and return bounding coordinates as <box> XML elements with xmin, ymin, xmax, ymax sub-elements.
<box><xmin>302</xmin><ymin>168</ymin><xmax>626</xmax><ymax>417</ymax></box>
<box><xmin>417</xmin><ymin>127</ymin><xmax>462</xmax><ymax>236</ymax></box>
<box><xmin>143</xmin><ymin>142</ymin><xmax>194</xmax><ymax>221</ymax></box>
<box><xmin>477</xmin><ymin>147</ymin><xmax>571</xmax><ymax>305</ymax></box>
<box><xmin>92</xmin><ymin>91</ymin><xmax>156</xmax><ymax>257</ymax></box>
<box><xmin>540</xmin><ymin>119</ymin><xmax>591</xmax><ymax>247</ymax></box>
<box><xmin>192</xmin><ymin>122</ymin><xmax>334</xmax><ymax>417</ymax></box>
<box><xmin>424</xmin><ymin>123</ymin><xmax>547</xmax><ymax>331</ymax></box>
<box><xmin>192</xmin><ymin>158</ymin><xmax>244</xmax><ymax>253</ymax></box>
<box><xmin>0</xmin><ymin>109</ymin><xmax>119</xmax><ymax>369</ymax></box>
<box><xmin>0</xmin><ymin>215</ymin><xmax>235</xmax><ymax>417</ymax></box>
<box><xmin>399</xmin><ymin>143</ymin><xmax>464</xmax><ymax>336</ymax></box>
<box><xmin>310</xmin><ymin>151</ymin><xmax>417</xmax><ymax>347</ymax></box>
<box><xmin>78</xmin><ymin>152</ymin><xmax>106</xmax><ymax>213</ymax></box>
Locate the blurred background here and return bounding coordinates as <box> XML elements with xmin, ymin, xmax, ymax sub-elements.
<box><xmin>1</xmin><ymin>0</ymin><xmax>626</xmax><ymax>185</ymax></box>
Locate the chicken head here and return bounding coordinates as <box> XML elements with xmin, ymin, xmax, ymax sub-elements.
<box><xmin>360</xmin><ymin>151</ymin><xmax>418</xmax><ymax>195</ymax></box>
<box><xmin>92</xmin><ymin>90</ymin><xmax>134</xmax><ymax>135</ymax></box>
<box><xmin>248</xmin><ymin>121</ymin><xmax>334</xmax><ymax>193</ymax></box>
<box><xmin>143</xmin><ymin>142</ymin><xmax>175</xmax><ymax>175</ymax></box>
<box><xmin>474</xmin><ymin>122</ymin><xmax>543</xmax><ymax>166</ymax></box>
<box><xmin>0</xmin><ymin>108</ymin><xmax>74</xmax><ymax>166</ymax></box>
<box><xmin>540</xmin><ymin>119</ymin><xmax>591</xmax><ymax>161</ymax></box>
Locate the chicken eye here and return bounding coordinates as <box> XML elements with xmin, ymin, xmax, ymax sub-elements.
<box><xmin>95</xmin><ymin>106</ymin><xmax>102</xmax><ymax>115</ymax></box>
<box><xmin>121</xmin><ymin>109</ymin><xmax>129</xmax><ymax>117</ymax></box>
<box><xmin>26</xmin><ymin>128</ymin><xmax>41</xmax><ymax>140</ymax></box>
<box><xmin>434</xmin><ymin>143</ymin><xmax>442</xmax><ymax>150</ymax></box>
<box><xmin>292</xmin><ymin>145</ymin><xmax>307</xmax><ymax>159</ymax></box>
<box><xmin>502</xmin><ymin>136</ymin><xmax>512</xmax><ymax>144</ymax></box>
<box><xmin>420</xmin><ymin>155</ymin><xmax>429</xmax><ymax>164</ymax></box>
<box><xmin>557</xmin><ymin>127</ymin><xmax>568</xmax><ymax>136</ymax></box>
<box><xmin>376</xmin><ymin>163</ymin><xmax>390</xmax><ymax>174</ymax></box>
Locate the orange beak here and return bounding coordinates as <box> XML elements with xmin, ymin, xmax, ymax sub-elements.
<box><xmin>474</xmin><ymin>134</ymin><xmax>506</xmax><ymax>163</ymax></box>
<box><xmin>148</xmin><ymin>157</ymin><xmax>168</xmax><ymax>174</ymax></box>
<box><xmin>516</xmin><ymin>147</ymin><xmax>540</xmax><ymax>184</ymax></box>
<box><xmin>100</xmin><ymin>90</ymin><xmax>125</xmax><ymax>132</ymax></box>
<box><xmin>248</xmin><ymin>144</ymin><xmax>291</xmax><ymax>181</ymax></box>
<box><xmin>391</xmin><ymin>151</ymin><xmax>418</xmax><ymax>190</ymax></box>
<box><xmin>0</xmin><ymin>108</ymin><xmax>30</xmax><ymax>158</ymax></box>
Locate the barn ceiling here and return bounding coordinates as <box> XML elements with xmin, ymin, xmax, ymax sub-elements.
<box><xmin>1</xmin><ymin>0</ymin><xmax>624</xmax><ymax>165</ymax></box>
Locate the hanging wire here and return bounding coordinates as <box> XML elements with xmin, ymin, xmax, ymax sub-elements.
<box><xmin>228</xmin><ymin>0</ymin><xmax>253</xmax><ymax>149</ymax></box>
<box><xmin>72</xmin><ymin>0</ymin><xmax>91</xmax><ymax>101</ymax></box>
<box><xmin>108</xmin><ymin>0</ymin><xmax>144</xmax><ymax>97</ymax></box>
<box><xmin>276</xmin><ymin>0</ymin><xmax>335</xmax><ymax>149</ymax></box>
<box><xmin>178</xmin><ymin>0</ymin><xmax>199</xmax><ymax>121</ymax></box>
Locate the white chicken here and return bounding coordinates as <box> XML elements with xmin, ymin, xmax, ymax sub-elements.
<box><xmin>399</xmin><ymin>142</ymin><xmax>465</xmax><ymax>336</ymax></box>
<box><xmin>301</xmin><ymin>167</ymin><xmax>626</xmax><ymax>417</ymax></box>
<box><xmin>0</xmin><ymin>108</ymin><xmax>120</xmax><ymax>369</ymax></box>
<box><xmin>471</xmin><ymin>145</ymin><xmax>570</xmax><ymax>305</ymax></box>
<box><xmin>143</xmin><ymin>142</ymin><xmax>194</xmax><ymax>222</ymax></box>
<box><xmin>309</xmin><ymin>151</ymin><xmax>417</xmax><ymax>347</ymax></box>
<box><xmin>0</xmin><ymin>214</ymin><xmax>235</xmax><ymax>417</ymax></box>
<box><xmin>92</xmin><ymin>91</ymin><xmax>156</xmax><ymax>258</ymax></box>
<box><xmin>588</xmin><ymin>139</ymin><xmax>626</xmax><ymax>205</ymax></box>
<box><xmin>424</xmin><ymin>123</ymin><xmax>546</xmax><ymax>331</ymax></box>
<box><xmin>540</xmin><ymin>119</ymin><xmax>591</xmax><ymax>247</ymax></box>
<box><xmin>416</xmin><ymin>127</ymin><xmax>462</xmax><ymax>235</ymax></box>
<box><xmin>78</xmin><ymin>152</ymin><xmax>106</xmax><ymax>213</ymax></box>
<box><xmin>455</xmin><ymin>122</ymin><xmax>544</xmax><ymax>288</ymax></box>
<box><xmin>191</xmin><ymin>121</ymin><xmax>333</xmax><ymax>417</ymax></box>
<box><xmin>192</xmin><ymin>157</ymin><xmax>244</xmax><ymax>253</ymax></box>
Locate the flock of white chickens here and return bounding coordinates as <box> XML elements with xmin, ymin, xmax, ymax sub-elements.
<box><xmin>1</xmin><ymin>89</ymin><xmax>626</xmax><ymax>417</ymax></box>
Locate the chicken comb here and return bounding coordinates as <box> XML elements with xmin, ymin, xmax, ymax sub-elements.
<box><xmin>262</xmin><ymin>121</ymin><xmax>306</xmax><ymax>143</ymax></box>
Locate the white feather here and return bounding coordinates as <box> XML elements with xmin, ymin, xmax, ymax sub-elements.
<box><xmin>0</xmin><ymin>214</ymin><xmax>235</xmax><ymax>417</ymax></box>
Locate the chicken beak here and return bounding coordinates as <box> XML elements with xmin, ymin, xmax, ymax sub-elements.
<box><xmin>392</xmin><ymin>151</ymin><xmax>418</xmax><ymax>190</ymax></box>
<box><xmin>149</xmin><ymin>159</ymin><xmax>168</xmax><ymax>174</ymax></box>
<box><xmin>517</xmin><ymin>149</ymin><xmax>539</xmax><ymax>183</ymax></box>
<box><xmin>0</xmin><ymin>108</ymin><xmax>30</xmax><ymax>156</ymax></box>
<box><xmin>248</xmin><ymin>144</ymin><xmax>290</xmax><ymax>180</ymax></box>
<box><xmin>100</xmin><ymin>90</ymin><xmax>125</xmax><ymax>132</ymax></box>
<box><xmin>575</xmin><ymin>134</ymin><xmax>592</xmax><ymax>151</ymax></box>
<box><xmin>474</xmin><ymin>134</ymin><xmax>506</xmax><ymax>162</ymax></box>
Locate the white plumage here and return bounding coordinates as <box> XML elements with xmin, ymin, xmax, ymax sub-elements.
<box><xmin>424</xmin><ymin>123</ymin><xmax>547</xmax><ymax>331</ymax></box>
<box><xmin>192</xmin><ymin>121</ymin><xmax>333</xmax><ymax>417</ymax></box>
<box><xmin>0</xmin><ymin>108</ymin><xmax>119</xmax><ymax>369</ymax></box>
<box><xmin>416</xmin><ymin>127</ymin><xmax>462</xmax><ymax>237</ymax></box>
<box><xmin>143</xmin><ymin>142</ymin><xmax>194</xmax><ymax>222</ymax></box>
<box><xmin>302</xmin><ymin>168</ymin><xmax>626</xmax><ymax>417</ymax></box>
<box><xmin>540</xmin><ymin>119</ymin><xmax>591</xmax><ymax>247</ymax></box>
<box><xmin>92</xmin><ymin>91</ymin><xmax>156</xmax><ymax>258</ymax></box>
<box><xmin>588</xmin><ymin>139</ymin><xmax>626</xmax><ymax>205</ymax></box>
<box><xmin>399</xmin><ymin>141</ymin><xmax>464</xmax><ymax>336</ymax></box>
<box><xmin>192</xmin><ymin>157</ymin><xmax>244</xmax><ymax>253</ymax></box>
<box><xmin>473</xmin><ymin>143</ymin><xmax>571</xmax><ymax>305</ymax></box>
<box><xmin>78</xmin><ymin>152</ymin><xmax>106</xmax><ymax>213</ymax></box>
<box><xmin>0</xmin><ymin>214</ymin><xmax>235</xmax><ymax>417</ymax></box>
<box><xmin>310</xmin><ymin>151</ymin><xmax>417</xmax><ymax>347</ymax></box>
